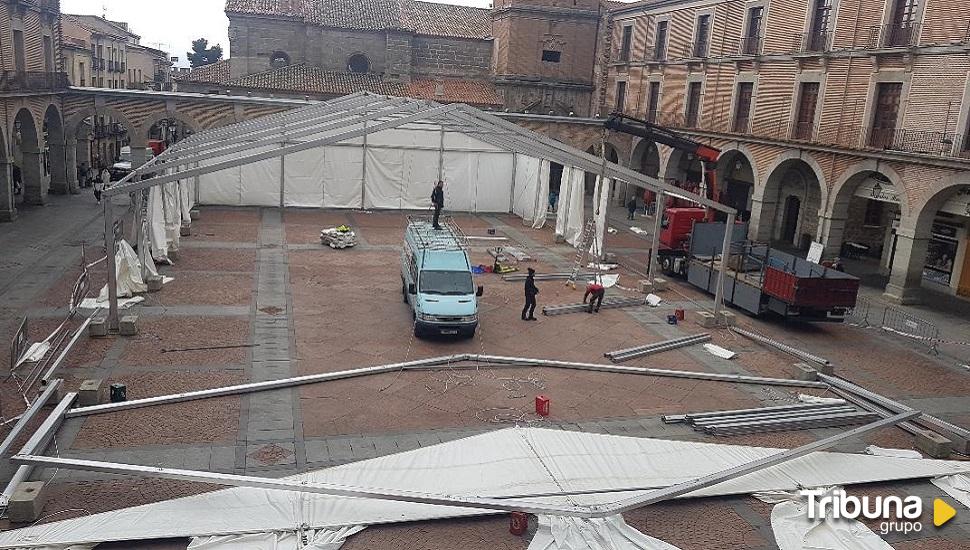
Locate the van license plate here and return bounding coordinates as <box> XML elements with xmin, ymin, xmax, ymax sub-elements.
<box><xmin>441</xmin><ymin>329</ymin><xmax>458</xmax><ymax>335</ymax></box>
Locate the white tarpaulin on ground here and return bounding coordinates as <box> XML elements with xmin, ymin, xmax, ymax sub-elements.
<box><xmin>188</xmin><ymin>526</ymin><xmax>366</xmax><ymax>550</ymax></box>
<box><xmin>754</xmin><ymin>489</ymin><xmax>892</xmax><ymax>550</ymax></box>
<box><xmin>528</xmin><ymin>516</ymin><xmax>682</xmax><ymax>550</ymax></box>
<box><xmin>5</xmin><ymin>428</ymin><xmax>970</xmax><ymax>549</ymax></box>
<box><xmin>932</xmin><ymin>474</ymin><xmax>970</xmax><ymax>508</ymax></box>
<box><xmin>97</xmin><ymin>240</ymin><xmax>146</xmax><ymax>301</ymax></box>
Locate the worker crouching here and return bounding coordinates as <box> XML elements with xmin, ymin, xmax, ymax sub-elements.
<box><xmin>583</xmin><ymin>279</ymin><xmax>605</xmax><ymax>314</ymax></box>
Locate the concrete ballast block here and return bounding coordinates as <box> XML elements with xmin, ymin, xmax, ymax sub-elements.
<box><xmin>119</xmin><ymin>315</ymin><xmax>138</xmax><ymax>336</ymax></box>
<box><xmin>167</xmin><ymin>249</ymin><xmax>180</xmax><ymax>262</ymax></box>
<box><xmin>716</xmin><ymin>311</ymin><xmax>737</xmax><ymax>326</ymax></box>
<box><xmin>791</xmin><ymin>362</ymin><xmax>819</xmax><ymax>382</ymax></box>
<box><xmin>914</xmin><ymin>429</ymin><xmax>952</xmax><ymax>458</ymax></box>
<box><xmin>653</xmin><ymin>277</ymin><xmax>669</xmax><ymax>291</ymax></box>
<box><xmin>87</xmin><ymin>316</ymin><xmax>108</xmax><ymax>338</ymax></box>
<box><xmin>190</xmin><ymin>209</ymin><xmax>200</xmax><ymax>220</ymax></box>
<box><xmin>78</xmin><ymin>378</ymin><xmax>104</xmax><ymax>407</ymax></box>
<box><xmin>179</xmin><ymin>224</ymin><xmax>191</xmax><ymax>237</ymax></box>
<box><xmin>8</xmin><ymin>481</ymin><xmax>47</xmax><ymax>523</ymax></box>
<box><xmin>146</xmin><ymin>276</ymin><xmax>164</xmax><ymax>292</ymax></box>
<box><xmin>696</xmin><ymin>311</ymin><xmax>716</xmax><ymax>328</ymax></box>
<box><xmin>638</xmin><ymin>280</ymin><xmax>653</xmax><ymax>294</ymax></box>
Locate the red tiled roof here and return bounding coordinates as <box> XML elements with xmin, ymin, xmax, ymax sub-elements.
<box><xmin>402</xmin><ymin>2</ymin><xmax>491</xmax><ymax>39</ymax></box>
<box><xmin>407</xmin><ymin>78</ymin><xmax>502</xmax><ymax>106</ymax></box>
<box><xmin>226</xmin><ymin>0</ymin><xmax>490</xmax><ymax>38</ymax></box>
<box><xmin>173</xmin><ymin>59</ymin><xmax>232</xmax><ymax>84</ymax></box>
<box><xmin>230</xmin><ymin>64</ymin><xmax>407</xmax><ymax>95</ymax></box>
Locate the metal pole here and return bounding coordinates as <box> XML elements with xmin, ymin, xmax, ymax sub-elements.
<box><xmin>279</xmin><ymin>146</ymin><xmax>285</xmax><ymax>208</ymax></box>
<box><xmin>104</xmin><ymin>197</ymin><xmax>119</xmax><ymax>331</ymax></box>
<box><xmin>649</xmin><ymin>191</ymin><xmax>665</xmax><ymax>282</ymax></box>
<box><xmin>360</xmin><ymin>118</ymin><xmax>368</xmax><ymax>209</ymax></box>
<box><xmin>437</xmin><ymin>123</ymin><xmax>445</xmax><ymax>181</ymax></box>
<box><xmin>713</xmin><ymin>213</ymin><xmax>735</xmax><ymax>318</ymax></box>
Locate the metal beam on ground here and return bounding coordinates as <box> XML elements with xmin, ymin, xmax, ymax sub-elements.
<box><xmin>17</xmin><ymin>393</ymin><xmax>77</xmax><ymax>457</ymax></box>
<box><xmin>0</xmin><ymin>379</ymin><xmax>63</xmax><ymax>457</ymax></box>
<box><xmin>587</xmin><ymin>411</ymin><xmax>920</xmax><ymax>518</ymax></box>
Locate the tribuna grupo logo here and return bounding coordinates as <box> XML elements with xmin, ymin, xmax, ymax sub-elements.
<box><xmin>799</xmin><ymin>488</ymin><xmax>957</xmax><ymax>535</ymax></box>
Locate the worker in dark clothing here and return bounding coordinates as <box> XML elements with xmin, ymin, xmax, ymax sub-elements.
<box><xmin>522</xmin><ymin>268</ymin><xmax>539</xmax><ymax>321</ymax></box>
<box><xmin>431</xmin><ymin>180</ymin><xmax>445</xmax><ymax>229</ymax></box>
<box><xmin>583</xmin><ymin>278</ymin><xmax>605</xmax><ymax>313</ymax></box>
<box><xmin>627</xmin><ymin>196</ymin><xmax>638</xmax><ymax>220</ymax></box>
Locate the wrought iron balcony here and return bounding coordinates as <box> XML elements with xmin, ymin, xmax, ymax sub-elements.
<box><xmin>866</xmin><ymin>23</ymin><xmax>921</xmax><ymax>49</ymax></box>
<box><xmin>792</xmin><ymin>31</ymin><xmax>832</xmax><ymax>53</ymax></box>
<box><xmin>0</xmin><ymin>71</ymin><xmax>69</xmax><ymax>92</ymax></box>
<box><xmin>738</xmin><ymin>36</ymin><xmax>763</xmax><ymax>56</ymax></box>
<box><xmin>682</xmin><ymin>41</ymin><xmax>710</xmax><ymax>59</ymax></box>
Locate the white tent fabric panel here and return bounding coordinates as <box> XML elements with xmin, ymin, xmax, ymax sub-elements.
<box><xmin>531</xmin><ymin>160</ymin><xmax>550</xmax><ymax>229</ymax></box>
<box><xmin>441</xmin><ymin>151</ymin><xmax>478</xmax><ymax>211</ymax></box>
<box><xmin>147</xmin><ymin>186</ymin><xmax>170</xmax><ymax>262</ymax></box>
<box><xmin>591</xmin><ymin>176</ymin><xmax>611</xmax><ymax>257</ymax></box>
<box><xmin>283</xmin><ymin>149</ymin><xmax>327</xmax><ymax>207</ymax></box>
<box><xmin>401</xmin><ymin>149</ymin><xmax>441</xmax><ymax>209</ymax></box>
<box><xmin>323</xmin><ymin>146</ymin><xmax>364</xmax><ymax>208</ymax></box>
<box><xmin>528</xmin><ymin>516</ymin><xmax>683</xmax><ymax>550</ymax></box>
<box><xmin>755</xmin><ymin>490</ymin><xmax>892</xmax><ymax>550</ymax></box>
<box><xmin>442</xmin><ymin>131</ymin><xmax>505</xmax><ymax>152</ymax></box>
<box><xmin>563</xmin><ymin>170</ymin><xmax>586</xmax><ymax>246</ymax></box>
<box><xmin>163</xmin><ymin>182</ymin><xmax>182</xmax><ymax>251</ymax></box>
<box><xmin>475</xmin><ymin>153</ymin><xmax>514</xmax><ymax>212</ymax></box>
<box><xmin>4</xmin><ymin>427</ymin><xmax>970</xmax><ymax>549</ymax></box>
<box><xmin>511</xmin><ymin>154</ymin><xmax>542</xmax><ymax>223</ymax></box>
<box><xmin>365</xmin><ymin>126</ymin><xmax>441</xmax><ymax>149</ymax></box>
<box><xmin>364</xmin><ymin>147</ymin><xmax>406</xmax><ymax>209</ymax></box>
<box><xmin>188</xmin><ymin>526</ymin><xmax>365</xmax><ymax>550</ymax></box>
<box><xmin>198</xmin><ymin>166</ymin><xmax>241</xmax><ymax>205</ymax></box>
<box><xmin>239</xmin><ymin>147</ymin><xmax>282</xmax><ymax>207</ymax></box>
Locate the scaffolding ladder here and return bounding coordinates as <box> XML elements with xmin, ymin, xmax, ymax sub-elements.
<box><xmin>566</xmin><ymin>219</ymin><xmax>598</xmax><ymax>288</ymax></box>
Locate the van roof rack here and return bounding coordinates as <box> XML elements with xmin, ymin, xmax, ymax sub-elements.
<box><xmin>406</xmin><ymin>215</ymin><xmax>468</xmax><ymax>251</ymax></box>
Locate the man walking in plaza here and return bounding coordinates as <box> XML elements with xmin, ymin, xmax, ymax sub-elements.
<box><xmin>431</xmin><ymin>180</ymin><xmax>445</xmax><ymax>229</ymax></box>
<box><xmin>522</xmin><ymin>267</ymin><xmax>539</xmax><ymax>321</ymax></box>
<box><xmin>627</xmin><ymin>196</ymin><xmax>638</xmax><ymax>220</ymax></box>
<box><xmin>583</xmin><ymin>277</ymin><xmax>605</xmax><ymax>313</ymax></box>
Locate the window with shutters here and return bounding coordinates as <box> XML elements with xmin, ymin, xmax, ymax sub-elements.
<box><xmin>693</xmin><ymin>15</ymin><xmax>711</xmax><ymax>57</ymax></box>
<box><xmin>685</xmin><ymin>81</ymin><xmax>702</xmax><ymax>127</ymax></box>
<box><xmin>808</xmin><ymin>0</ymin><xmax>833</xmax><ymax>51</ymax></box>
<box><xmin>869</xmin><ymin>82</ymin><xmax>903</xmax><ymax>148</ymax></box>
<box><xmin>733</xmin><ymin>82</ymin><xmax>754</xmax><ymax>133</ymax></box>
<box><xmin>541</xmin><ymin>50</ymin><xmax>561</xmax><ymax>63</ymax></box>
<box><xmin>742</xmin><ymin>7</ymin><xmax>763</xmax><ymax>55</ymax></box>
<box><xmin>43</xmin><ymin>36</ymin><xmax>53</xmax><ymax>73</ymax></box>
<box><xmin>619</xmin><ymin>25</ymin><xmax>633</xmax><ymax>62</ymax></box>
<box><xmin>653</xmin><ymin>20</ymin><xmax>669</xmax><ymax>61</ymax></box>
<box><xmin>887</xmin><ymin>0</ymin><xmax>919</xmax><ymax>47</ymax></box>
<box><xmin>13</xmin><ymin>31</ymin><xmax>26</xmax><ymax>73</ymax></box>
<box><xmin>793</xmin><ymin>82</ymin><xmax>820</xmax><ymax>140</ymax></box>
<box><xmin>647</xmin><ymin>81</ymin><xmax>661</xmax><ymax>123</ymax></box>
<box><xmin>616</xmin><ymin>81</ymin><xmax>627</xmax><ymax>113</ymax></box>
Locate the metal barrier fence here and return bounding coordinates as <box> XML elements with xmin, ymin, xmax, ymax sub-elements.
<box><xmin>880</xmin><ymin>305</ymin><xmax>940</xmax><ymax>354</ymax></box>
<box><xmin>845</xmin><ymin>295</ymin><xmax>872</xmax><ymax>327</ymax></box>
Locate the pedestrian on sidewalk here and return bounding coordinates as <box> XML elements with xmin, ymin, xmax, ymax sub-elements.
<box><xmin>100</xmin><ymin>166</ymin><xmax>111</xmax><ymax>188</ymax></box>
<box><xmin>93</xmin><ymin>176</ymin><xmax>104</xmax><ymax>204</ymax></box>
<box><xmin>583</xmin><ymin>278</ymin><xmax>605</xmax><ymax>313</ymax></box>
<box><xmin>522</xmin><ymin>268</ymin><xmax>539</xmax><ymax>321</ymax></box>
<box><xmin>627</xmin><ymin>196</ymin><xmax>638</xmax><ymax>220</ymax></box>
<box><xmin>431</xmin><ymin>180</ymin><xmax>445</xmax><ymax>230</ymax></box>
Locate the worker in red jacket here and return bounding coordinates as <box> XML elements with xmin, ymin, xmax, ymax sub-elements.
<box><xmin>583</xmin><ymin>278</ymin><xmax>605</xmax><ymax>314</ymax></box>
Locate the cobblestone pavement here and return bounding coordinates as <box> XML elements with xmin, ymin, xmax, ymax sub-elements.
<box><xmin>0</xmin><ymin>201</ymin><xmax>969</xmax><ymax>548</ymax></box>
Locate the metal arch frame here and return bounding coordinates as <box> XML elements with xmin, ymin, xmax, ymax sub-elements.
<box><xmin>10</xmin><ymin>391</ymin><xmax>917</xmax><ymax>521</ymax></box>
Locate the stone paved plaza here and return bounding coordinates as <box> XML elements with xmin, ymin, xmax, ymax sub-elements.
<box><xmin>1</xmin><ymin>194</ymin><xmax>969</xmax><ymax>548</ymax></box>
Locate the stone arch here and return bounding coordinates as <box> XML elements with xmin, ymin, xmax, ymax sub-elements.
<box><xmin>630</xmin><ymin>138</ymin><xmax>660</xmax><ymax>178</ymax></box>
<box><xmin>347</xmin><ymin>53</ymin><xmax>371</xmax><ymax>74</ymax></box>
<box><xmin>884</xmin><ymin>171</ymin><xmax>970</xmax><ymax>303</ymax></box>
<box><xmin>751</xmin><ymin>150</ymin><xmax>827</xmax><ymax>248</ymax></box>
<box><xmin>136</xmin><ymin>110</ymin><xmax>202</xmax><ymax>148</ymax></box>
<box><xmin>581</xmin><ymin>142</ymin><xmax>621</xmax><ymax>196</ymax></box>
<box><xmin>44</xmin><ymin>104</ymin><xmax>69</xmax><ymax>195</ymax></box>
<box><xmin>13</xmin><ymin>108</ymin><xmax>44</xmax><ymax>205</ymax></box>
<box><xmin>65</xmin><ymin>105</ymin><xmax>135</xmax><ymax>171</ymax></box>
<box><xmin>661</xmin><ymin>148</ymin><xmax>703</xmax><ymax>186</ymax></box>
<box><xmin>715</xmin><ymin>147</ymin><xmax>757</xmax><ymax>220</ymax></box>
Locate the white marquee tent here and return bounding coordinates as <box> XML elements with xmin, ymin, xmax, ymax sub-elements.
<box><xmin>101</xmin><ymin>92</ymin><xmax>736</xmax><ymax>326</ymax></box>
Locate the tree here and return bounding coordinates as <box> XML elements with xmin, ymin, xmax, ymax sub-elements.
<box><xmin>187</xmin><ymin>38</ymin><xmax>224</xmax><ymax>68</ymax></box>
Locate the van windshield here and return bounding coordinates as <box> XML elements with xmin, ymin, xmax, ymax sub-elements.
<box><xmin>420</xmin><ymin>270</ymin><xmax>474</xmax><ymax>295</ymax></box>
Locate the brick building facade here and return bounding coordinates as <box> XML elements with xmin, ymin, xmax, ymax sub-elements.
<box><xmin>601</xmin><ymin>0</ymin><xmax>970</xmax><ymax>303</ymax></box>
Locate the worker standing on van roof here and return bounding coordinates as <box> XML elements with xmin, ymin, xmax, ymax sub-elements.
<box><xmin>584</xmin><ymin>278</ymin><xmax>605</xmax><ymax>314</ymax></box>
<box><xmin>431</xmin><ymin>180</ymin><xmax>445</xmax><ymax>230</ymax></box>
<box><xmin>522</xmin><ymin>267</ymin><xmax>539</xmax><ymax>321</ymax></box>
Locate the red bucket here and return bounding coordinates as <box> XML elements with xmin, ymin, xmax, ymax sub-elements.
<box><xmin>675</xmin><ymin>308</ymin><xmax>685</xmax><ymax>321</ymax></box>
<box><xmin>535</xmin><ymin>395</ymin><xmax>550</xmax><ymax>417</ymax></box>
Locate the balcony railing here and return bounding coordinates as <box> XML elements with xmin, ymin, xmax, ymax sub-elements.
<box><xmin>792</xmin><ymin>31</ymin><xmax>833</xmax><ymax>53</ymax></box>
<box><xmin>683</xmin><ymin>42</ymin><xmax>710</xmax><ymax>59</ymax></box>
<box><xmin>650</xmin><ymin>45</ymin><xmax>668</xmax><ymax>62</ymax></box>
<box><xmin>738</xmin><ymin>36</ymin><xmax>763</xmax><ymax>56</ymax></box>
<box><xmin>0</xmin><ymin>71</ymin><xmax>69</xmax><ymax>92</ymax></box>
<box><xmin>866</xmin><ymin>23</ymin><xmax>921</xmax><ymax>49</ymax></box>
<box><xmin>646</xmin><ymin>110</ymin><xmax>970</xmax><ymax>160</ymax></box>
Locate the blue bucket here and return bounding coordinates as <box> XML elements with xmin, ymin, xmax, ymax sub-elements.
<box><xmin>666</xmin><ymin>315</ymin><xmax>678</xmax><ymax>325</ymax></box>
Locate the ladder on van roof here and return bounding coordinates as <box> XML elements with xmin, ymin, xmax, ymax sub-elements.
<box><xmin>406</xmin><ymin>215</ymin><xmax>469</xmax><ymax>252</ymax></box>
